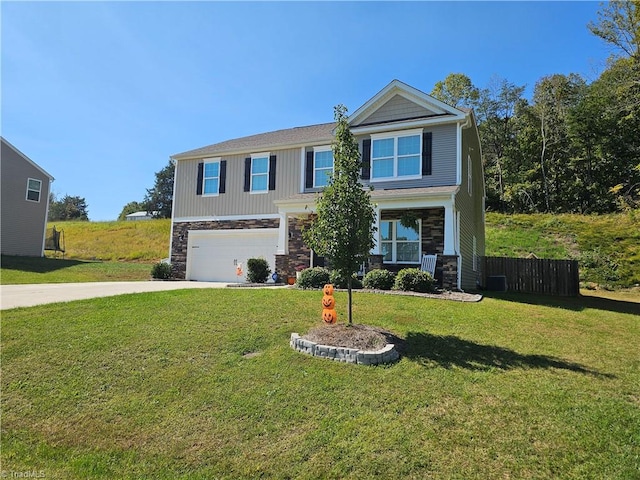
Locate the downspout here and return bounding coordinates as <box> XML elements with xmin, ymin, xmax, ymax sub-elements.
<box><xmin>168</xmin><ymin>157</ymin><xmax>178</xmax><ymax>264</ymax></box>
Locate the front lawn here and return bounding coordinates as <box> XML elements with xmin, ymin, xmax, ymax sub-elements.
<box><xmin>1</xmin><ymin>255</ymin><xmax>152</xmax><ymax>284</ymax></box>
<box><xmin>2</xmin><ymin>289</ymin><xmax>638</xmax><ymax>479</ymax></box>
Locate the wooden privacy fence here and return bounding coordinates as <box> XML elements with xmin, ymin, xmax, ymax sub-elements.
<box><xmin>481</xmin><ymin>256</ymin><xmax>579</xmax><ymax>296</ymax></box>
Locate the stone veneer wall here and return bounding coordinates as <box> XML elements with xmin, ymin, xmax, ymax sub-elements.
<box><xmin>170</xmin><ymin>218</ymin><xmax>279</xmax><ymax>279</ymax></box>
<box><xmin>275</xmin><ymin>216</ymin><xmax>313</xmax><ymax>278</ymax></box>
<box><xmin>439</xmin><ymin>255</ymin><xmax>458</xmax><ymax>291</ymax></box>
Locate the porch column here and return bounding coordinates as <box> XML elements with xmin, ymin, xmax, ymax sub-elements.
<box><xmin>371</xmin><ymin>206</ymin><xmax>381</xmax><ymax>254</ymax></box>
<box><xmin>443</xmin><ymin>204</ymin><xmax>456</xmax><ymax>255</ymax></box>
<box><xmin>277</xmin><ymin>213</ymin><xmax>288</xmax><ymax>255</ymax></box>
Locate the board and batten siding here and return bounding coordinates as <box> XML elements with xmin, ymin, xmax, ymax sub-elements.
<box><xmin>456</xmin><ymin>123</ymin><xmax>486</xmax><ymax>290</ymax></box>
<box><xmin>1</xmin><ymin>140</ymin><xmax>52</xmax><ymax>257</ymax></box>
<box><xmin>354</xmin><ymin>94</ymin><xmax>439</xmax><ymax>126</ymax></box>
<box><xmin>173</xmin><ymin>147</ymin><xmax>302</xmax><ymax>218</ymax></box>
<box><xmin>356</xmin><ymin>123</ymin><xmax>457</xmax><ymax>191</ymax></box>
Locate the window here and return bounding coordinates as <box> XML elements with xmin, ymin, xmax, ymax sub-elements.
<box><xmin>251</xmin><ymin>154</ymin><xmax>269</xmax><ymax>193</ymax></box>
<box><xmin>26</xmin><ymin>178</ymin><xmax>42</xmax><ymax>202</ymax></box>
<box><xmin>314</xmin><ymin>147</ymin><xmax>334</xmax><ymax>187</ymax></box>
<box><xmin>380</xmin><ymin>219</ymin><xmax>421</xmax><ymax>263</ymax></box>
<box><xmin>371</xmin><ymin>130</ymin><xmax>422</xmax><ymax>181</ymax></box>
<box><xmin>203</xmin><ymin>160</ymin><xmax>220</xmax><ymax>195</ymax></box>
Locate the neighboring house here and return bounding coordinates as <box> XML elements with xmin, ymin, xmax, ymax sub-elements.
<box><xmin>125</xmin><ymin>211</ymin><xmax>158</xmax><ymax>221</ymax></box>
<box><xmin>1</xmin><ymin>137</ymin><xmax>54</xmax><ymax>257</ymax></box>
<box><xmin>169</xmin><ymin>80</ymin><xmax>485</xmax><ymax>290</ymax></box>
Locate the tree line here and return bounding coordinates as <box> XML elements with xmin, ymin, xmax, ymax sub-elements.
<box><xmin>430</xmin><ymin>1</ymin><xmax>639</xmax><ymax>214</ymax></box>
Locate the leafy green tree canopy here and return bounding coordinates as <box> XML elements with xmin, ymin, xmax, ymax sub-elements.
<box><xmin>430</xmin><ymin>73</ymin><xmax>480</xmax><ymax>108</ymax></box>
<box><xmin>48</xmin><ymin>194</ymin><xmax>89</xmax><ymax>221</ymax></box>
<box><xmin>118</xmin><ymin>201</ymin><xmax>144</xmax><ymax>221</ymax></box>
<box><xmin>143</xmin><ymin>161</ymin><xmax>175</xmax><ymax>218</ymax></box>
<box><xmin>588</xmin><ymin>0</ymin><xmax>640</xmax><ymax>60</ymax></box>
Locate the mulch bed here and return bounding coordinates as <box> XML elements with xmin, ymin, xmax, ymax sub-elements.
<box><xmin>302</xmin><ymin>323</ymin><xmax>405</xmax><ymax>352</ymax></box>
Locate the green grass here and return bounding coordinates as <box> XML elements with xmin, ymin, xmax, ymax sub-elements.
<box><xmin>486</xmin><ymin>211</ymin><xmax>640</xmax><ymax>286</ymax></box>
<box><xmin>45</xmin><ymin>219</ymin><xmax>171</xmax><ymax>262</ymax></box>
<box><xmin>2</xmin><ymin>213</ymin><xmax>636</xmax><ymax>286</ymax></box>
<box><xmin>1</xmin><ymin>255</ymin><xmax>152</xmax><ymax>284</ymax></box>
<box><xmin>2</xmin><ymin>289</ymin><xmax>638</xmax><ymax>479</ymax></box>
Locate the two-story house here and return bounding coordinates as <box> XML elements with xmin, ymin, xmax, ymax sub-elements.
<box><xmin>1</xmin><ymin>137</ymin><xmax>54</xmax><ymax>257</ymax></box>
<box><xmin>169</xmin><ymin>80</ymin><xmax>485</xmax><ymax>291</ymax></box>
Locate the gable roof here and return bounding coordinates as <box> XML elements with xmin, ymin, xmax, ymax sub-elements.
<box><xmin>172</xmin><ymin>80</ymin><xmax>472</xmax><ymax>161</ymax></box>
<box><xmin>1</xmin><ymin>137</ymin><xmax>54</xmax><ymax>181</ymax></box>
<box><xmin>172</xmin><ymin>122</ymin><xmax>336</xmax><ymax>160</ymax></box>
<box><xmin>348</xmin><ymin>79</ymin><xmax>467</xmax><ymax>128</ymax></box>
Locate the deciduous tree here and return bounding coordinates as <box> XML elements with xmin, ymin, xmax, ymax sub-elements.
<box><xmin>48</xmin><ymin>194</ymin><xmax>89</xmax><ymax>221</ymax></box>
<box><xmin>430</xmin><ymin>73</ymin><xmax>480</xmax><ymax>108</ymax></box>
<box><xmin>118</xmin><ymin>201</ymin><xmax>144</xmax><ymax>221</ymax></box>
<box><xmin>143</xmin><ymin>161</ymin><xmax>175</xmax><ymax>218</ymax></box>
<box><xmin>303</xmin><ymin>105</ymin><xmax>376</xmax><ymax>325</ymax></box>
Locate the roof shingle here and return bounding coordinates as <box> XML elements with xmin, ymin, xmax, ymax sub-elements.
<box><xmin>172</xmin><ymin>122</ymin><xmax>336</xmax><ymax>159</ymax></box>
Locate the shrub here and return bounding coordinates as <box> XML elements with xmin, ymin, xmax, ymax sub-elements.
<box><xmin>151</xmin><ymin>261</ymin><xmax>172</xmax><ymax>280</ymax></box>
<box><xmin>363</xmin><ymin>269</ymin><xmax>395</xmax><ymax>290</ymax></box>
<box><xmin>246</xmin><ymin>258</ymin><xmax>271</xmax><ymax>283</ymax></box>
<box><xmin>297</xmin><ymin>267</ymin><xmax>330</xmax><ymax>289</ymax></box>
<box><xmin>329</xmin><ymin>271</ymin><xmax>363</xmax><ymax>290</ymax></box>
<box><xmin>578</xmin><ymin>248</ymin><xmax>620</xmax><ymax>286</ymax></box>
<box><xmin>393</xmin><ymin>268</ymin><xmax>435</xmax><ymax>293</ymax></box>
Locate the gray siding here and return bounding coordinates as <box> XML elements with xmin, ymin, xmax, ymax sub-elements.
<box><xmin>1</xmin><ymin>140</ymin><xmax>51</xmax><ymax>257</ymax></box>
<box><xmin>456</xmin><ymin>123</ymin><xmax>485</xmax><ymax>290</ymax></box>
<box><xmin>358</xmin><ymin>123</ymin><xmax>458</xmax><ymax>190</ymax></box>
<box><xmin>354</xmin><ymin>94</ymin><xmax>438</xmax><ymax>126</ymax></box>
<box><xmin>173</xmin><ymin>147</ymin><xmax>303</xmax><ymax>218</ymax></box>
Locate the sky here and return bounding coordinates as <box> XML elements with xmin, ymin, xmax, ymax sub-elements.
<box><xmin>1</xmin><ymin>1</ymin><xmax>610</xmax><ymax>221</ymax></box>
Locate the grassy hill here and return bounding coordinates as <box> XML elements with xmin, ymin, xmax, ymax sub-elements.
<box><xmin>485</xmin><ymin>212</ymin><xmax>639</xmax><ymax>287</ymax></box>
<box><xmin>46</xmin><ymin>219</ymin><xmax>171</xmax><ymax>262</ymax></box>
<box><xmin>45</xmin><ymin>212</ymin><xmax>639</xmax><ymax>287</ymax></box>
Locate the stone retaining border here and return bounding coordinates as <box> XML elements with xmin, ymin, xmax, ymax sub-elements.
<box><xmin>290</xmin><ymin>333</ymin><xmax>400</xmax><ymax>366</ymax></box>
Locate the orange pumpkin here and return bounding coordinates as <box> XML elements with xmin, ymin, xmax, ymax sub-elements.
<box><xmin>322</xmin><ymin>308</ymin><xmax>337</xmax><ymax>324</ymax></box>
<box><xmin>323</xmin><ymin>284</ymin><xmax>334</xmax><ymax>296</ymax></box>
<box><xmin>321</xmin><ymin>295</ymin><xmax>336</xmax><ymax>309</ymax></box>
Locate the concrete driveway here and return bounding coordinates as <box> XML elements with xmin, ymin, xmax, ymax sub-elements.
<box><xmin>0</xmin><ymin>281</ymin><xmax>229</xmax><ymax>310</ymax></box>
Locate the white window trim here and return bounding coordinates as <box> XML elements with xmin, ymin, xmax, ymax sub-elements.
<box><xmin>26</xmin><ymin>177</ymin><xmax>42</xmax><ymax>203</ymax></box>
<box><xmin>370</xmin><ymin>128</ymin><xmax>423</xmax><ymax>182</ymax></box>
<box><xmin>250</xmin><ymin>152</ymin><xmax>270</xmax><ymax>194</ymax></box>
<box><xmin>202</xmin><ymin>157</ymin><xmax>221</xmax><ymax>197</ymax></box>
<box><xmin>313</xmin><ymin>145</ymin><xmax>334</xmax><ymax>188</ymax></box>
<box><xmin>380</xmin><ymin>218</ymin><xmax>422</xmax><ymax>264</ymax></box>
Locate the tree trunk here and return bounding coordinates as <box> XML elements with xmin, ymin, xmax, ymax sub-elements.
<box><xmin>347</xmin><ymin>276</ymin><xmax>353</xmax><ymax>325</ymax></box>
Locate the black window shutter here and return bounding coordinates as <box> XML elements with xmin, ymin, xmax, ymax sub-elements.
<box><xmin>219</xmin><ymin>160</ymin><xmax>227</xmax><ymax>194</ymax></box>
<box><xmin>196</xmin><ymin>162</ymin><xmax>204</xmax><ymax>195</ymax></box>
<box><xmin>361</xmin><ymin>139</ymin><xmax>371</xmax><ymax>180</ymax></box>
<box><xmin>268</xmin><ymin>155</ymin><xmax>277</xmax><ymax>191</ymax></box>
<box><xmin>244</xmin><ymin>157</ymin><xmax>251</xmax><ymax>192</ymax></box>
<box><xmin>305</xmin><ymin>151</ymin><xmax>314</xmax><ymax>189</ymax></box>
<box><xmin>422</xmin><ymin>132</ymin><xmax>432</xmax><ymax>176</ymax></box>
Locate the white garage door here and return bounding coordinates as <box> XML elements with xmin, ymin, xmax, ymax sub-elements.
<box><xmin>186</xmin><ymin>228</ymin><xmax>279</xmax><ymax>282</ymax></box>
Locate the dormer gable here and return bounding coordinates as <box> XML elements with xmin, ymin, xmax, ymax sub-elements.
<box><xmin>348</xmin><ymin>79</ymin><xmax>467</xmax><ymax>130</ymax></box>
